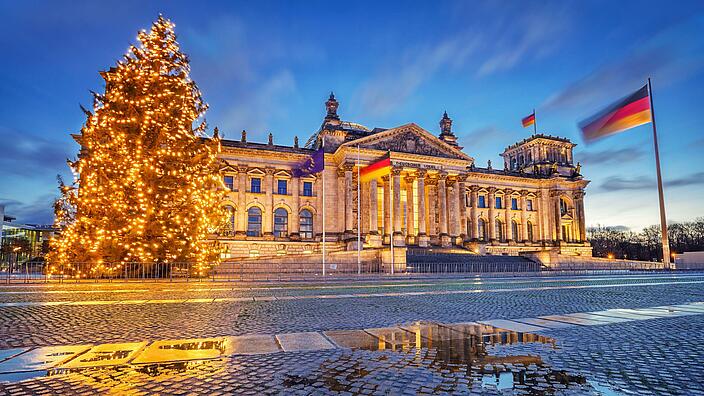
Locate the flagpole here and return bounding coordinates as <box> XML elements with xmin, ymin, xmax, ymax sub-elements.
<box><xmin>648</xmin><ymin>78</ymin><xmax>671</xmax><ymax>268</ymax></box>
<box><xmin>321</xmin><ymin>136</ymin><xmax>326</xmax><ymax>276</ymax></box>
<box><xmin>357</xmin><ymin>144</ymin><xmax>361</xmax><ymax>275</ymax></box>
<box><xmin>533</xmin><ymin>108</ymin><xmax>537</xmax><ymax>135</ymax></box>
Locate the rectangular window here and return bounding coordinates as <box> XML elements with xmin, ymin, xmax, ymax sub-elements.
<box><xmin>250</xmin><ymin>178</ymin><xmax>261</xmax><ymax>193</ymax></box>
<box><xmin>277</xmin><ymin>179</ymin><xmax>287</xmax><ymax>195</ymax></box>
<box><xmin>527</xmin><ymin>199</ymin><xmax>533</xmax><ymax>211</ymax></box>
<box><xmin>478</xmin><ymin>195</ymin><xmax>486</xmax><ymax>208</ymax></box>
<box><xmin>495</xmin><ymin>196</ymin><xmax>502</xmax><ymax>209</ymax></box>
<box><xmin>511</xmin><ymin>198</ymin><xmax>518</xmax><ymax>210</ymax></box>
<box><xmin>223</xmin><ymin>175</ymin><xmax>234</xmax><ymax>191</ymax></box>
<box><xmin>302</xmin><ymin>181</ymin><xmax>313</xmax><ymax>197</ymax></box>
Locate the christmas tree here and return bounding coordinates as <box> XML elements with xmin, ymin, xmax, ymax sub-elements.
<box><xmin>47</xmin><ymin>16</ymin><xmax>225</xmax><ymax>276</ymax></box>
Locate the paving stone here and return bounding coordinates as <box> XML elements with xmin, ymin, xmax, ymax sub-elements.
<box><xmin>478</xmin><ymin>319</ymin><xmax>547</xmax><ymax>333</ymax></box>
<box><xmin>0</xmin><ymin>345</ymin><xmax>92</xmax><ymax>373</ymax></box>
<box><xmin>275</xmin><ymin>332</ymin><xmax>335</xmax><ymax>352</ymax></box>
<box><xmin>224</xmin><ymin>334</ymin><xmax>280</xmax><ymax>355</ymax></box>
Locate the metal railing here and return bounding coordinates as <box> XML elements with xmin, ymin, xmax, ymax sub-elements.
<box><xmin>0</xmin><ymin>259</ymin><xmax>687</xmax><ymax>284</ymax></box>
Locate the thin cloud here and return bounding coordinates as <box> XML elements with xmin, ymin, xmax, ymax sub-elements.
<box><xmin>0</xmin><ymin>194</ymin><xmax>56</xmax><ymax>225</ymax></box>
<box><xmin>182</xmin><ymin>15</ymin><xmax>315</xmax><ymax>137</ymax></box>
<box><xmin>218</xmin><ymin>70</ymin><xmax>297</xmax><ymax>139</ymax></box>
<box><xmin>599</xmin><ymin>171</ymin><xmax>704</xmax><ymax>192</ymax></box>
<box><xmin>460</xmin><ymin>125</ymin><xmax>511</xmax><ymax>150</ymax></box>
<box><xmin>0</xmin><ymin>127</ymin><xmax>74</xmax><ymax>177</ymax></box>
<box><xmin>543</xmin><ymin>16</ymin><xmax>704</xmax><ymax>114</ymax></box>
<box><xmin>355</xmin><ymin>5</ymin><xmax>570</xmax><ymax>117</ymax></box>
<box><xmin>577</xmin><ymin>147</ymin><xmax>645</xmax><ymax>165</ymax></box>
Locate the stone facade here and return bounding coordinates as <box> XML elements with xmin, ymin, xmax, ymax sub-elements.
<box><xmin>216</xmin><ymin>94</ymin><xmax>592</xmax><ymax>260</ymax></box>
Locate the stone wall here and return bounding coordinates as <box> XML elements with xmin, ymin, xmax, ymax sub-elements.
<box><xmin>525</xmin><ymin>250</ymin><xmax>665</xmax><ymax>270</ymax></box>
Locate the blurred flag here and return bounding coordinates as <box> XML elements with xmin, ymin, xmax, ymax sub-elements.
<box><xmin>360</xmin><ymin>152</ymin><xmax>391</xmax><ymax>182</ymax></box>
<box><xmin>522</xmin><ymin>112</ymin><xmax>536</xmax><ymax>128</ymax></box>
<box><xmin>293</xmin><ymin>147</ymin><xmax>324</xmax><ymax>177</ymax></box>
<box><xmin>579</xmin><ymin>85</ymin><xmax>651</xmax><ymax>142</ymax></box>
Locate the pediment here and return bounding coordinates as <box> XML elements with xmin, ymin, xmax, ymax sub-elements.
<box><xmin>219</xmin><ymin>160</ymin><xmax>238</xmax><ymax>173</ymax></box>
<box><xmin>247</xmin><ymin>168</ymin><xmax>266</xmax><ymax>176</ymax></box>
<box><xmin>274</xmin><ymin>170</ymin><xmax>292</xmax><ymax>178</ymax></box>
<box><xmin>341</xmin><ymin>123</ymin><xmax>471</xmax><ymax>161</ymax></box>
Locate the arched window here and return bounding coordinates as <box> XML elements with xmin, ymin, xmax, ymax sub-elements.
<box><xmin>273</xmin><ymin>208</ymin><xmax>288</xmax><ymax>237</ymax></box>
<box><xmin>495</xmin><ymin>219</ymin><xmax>504</xmax><ymax>242</ymax></box>
<box><xmin>224</xmin><ymin>205</ymin><xmax>235</xmax><ymax>234</ymax></box>
<box><xmin>247</xmin><ymin>207</ymin><xmax>262</xmax><ymax>237</ymax></box>
<box><xmin>299</xmin><ymin>209</ymin><xmax>313</xmax><ymax>239</ymax></box>
<box><xmin>527</xmin><ymin>221</ymin><xmax>534</xmax><ymax>242</ymax></box>
<box><xmin>478</xmin><ymin>219</ymin><xmax>487</xmax><ymax>241</ymax></box>
<box><xmin>511</xmin><ymin>220</ymin><xmax>519</xmax><ymax>241</ymax></box>
<box><xmin>560</xmin><ymin>198</ymin><xmax>569</xmax><ymax>217</ymax></box>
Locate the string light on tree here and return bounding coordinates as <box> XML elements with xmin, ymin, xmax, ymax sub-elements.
<box><xmin>47</xmin><ymin>16</ymin><xmax>226</xmax><ymax>275</ymax></box>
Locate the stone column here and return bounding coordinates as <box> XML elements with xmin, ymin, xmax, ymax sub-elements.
<box><xmin>263</xmin><ymin>168</ymin><xmax>275</xmax><ymax>238</ymax></box>
<box><xmin>553</xmin><ymin>191</ymin><xmax>562</xmax><ymax>242</ymax></box>
<box><xmin>575</xmin><ymin>191</ymin><xmax>586</xmax><ymax>242</ymax></box>
<box><xmin>488</xmin><ymin>187</ymin><xmax>496</xmax><ymax>241</ymax></box>
<box><xmin>469</xmin><ymin>185</ymin><xmax>479</xmax><ymax>240</ymax></box>
<box><xmin>437</xmin><ymin>173</ymin><xmax>450</xmax><ymax>246</ymax></box>
<box><xmin>447</xmin><ymin>177</ymin><xmax>460</xmax><ymax>243</ymax></box>
<box><xmin>368</xmin><ymin>179</ymin><xmax>382</xmax><ymax>247</ymax></box>
<box><xmin>382</xmin><ymin>175</ymin><xmax>390</xmax><ymax>243</ymax></box>
<box><xmin>344</xmin><ymin>164</ymin><xmax>354</xmax><ymax>234</ymax></box>
<box><xmin>520</xmin><ymin>190</ymin><xmax>528</xmax><ymax>242</ymax></box>
<box><xmin>458</xmin><ymin>175</ymin><xmax>468</xmax><ymax>241</ymax></box>
<box><xmin>316</xmin><ymin>173</ymin><xmax>324</xmax><ymax>238</ymax></box>
<box><xmin>337</xmin><ymin>167</ymin><xmax>346</xmax><ymax>236</ymax></box>
<box><xmin>404</xmin><ymin>174</ymin><xmax>415</xmax><ymax>244</ymax></box>
<box><xmin>537</xmin><ymin>189</ymin><xmax>549</xmax><ymax>242</ymax></box>
<box><xmin>392</xmin><ymin>168</ymin><xmax>405</xmax><ymax>246</ymax></box>
<box><xmin>504</xmin><ymin>189</ymin><xmax>513</xmax><ymax>242</ymax></box>
<box><xmin>290</xmin><ymin>176</ymin><xmax>300</xmax><ymax>239</ymax></box>
<box><xmin>416</xmin><ymin>170</ymin><xmax>429</xmax><ymax>247</ymax></box>
<box><xmin>236</xmin><ymin>166</ymin><xmax>248</xmax><ymax>237</ymax></box>
<box><xmin>426</xmin><ymin>177</ymin><xmax>438</xmax><ymax>241</ymax></box>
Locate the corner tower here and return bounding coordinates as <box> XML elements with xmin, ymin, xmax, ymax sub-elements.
<box><xmin>502</xmin><ymin>134</ymin><xmax>580</xmax><ymax>178</ymax></box>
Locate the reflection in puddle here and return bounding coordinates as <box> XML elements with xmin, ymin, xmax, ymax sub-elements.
<box><xmin>131</xmin><ymin>338</ymin><xmax>226</xmax><ymax>364</ymax></box>
<box><xmin>304</xmin><ymin>322</ymin><xmax>607</xmax><ymax>395</ymax></box>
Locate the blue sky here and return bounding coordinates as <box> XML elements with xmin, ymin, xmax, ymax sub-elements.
<box><xmin>1</xmin><ymin>0</ymin><xmax>703</xmax><ymax>230</ymax></box>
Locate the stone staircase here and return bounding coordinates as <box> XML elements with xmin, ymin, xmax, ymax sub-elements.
<box><xmin>406</xmin><ymin>248</ymin><xmax>541</xmax><ymax>273</ymax></box>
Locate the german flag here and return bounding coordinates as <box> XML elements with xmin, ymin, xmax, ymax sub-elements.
<box><xmin>579</xmin><ymin>85</ymin><xmax>651</xmax><ymax>142</ymax></box>
<box><xmin>360</xmin><ymin>153</ymin><xmax>391</xmax><ymax>182</ymax></box>
<box><xmin>522</xmin><ymin>112</ymin><xmax>535</xmax><ymax>128</ymax></box>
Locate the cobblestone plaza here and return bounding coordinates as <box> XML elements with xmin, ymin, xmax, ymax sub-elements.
<box><xmin>0</xmin><ymin>273</ymin><xmax>703</xmax><ymax>394</ymax></box>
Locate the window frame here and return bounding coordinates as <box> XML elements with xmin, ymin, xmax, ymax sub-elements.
<box><xmin>273</xmin><ymin>208</ymin><xmax>288</xmax><ymax>237</ymax></box>
<box><xmin>276</xmin><ymin>179</ymin><xmax>288</xmax><ymax>195</ymax></box>
<box><xmin>302</xmin><ymin>181</ymin><xmax>313</xmax><ymax>197</ymax></box>
<box><xmin>246</xmin><ymin>207</ymin><xmax>262</xmax><ymax>237</ymax></box>
<box><xmin>223</xmin><ymin>175</ymin><xmax>234</xmax><ymax>191</ymax></box>
<box><xmin>250</xmin><ymin>177</ymin><xmax>261</xmax><ymax>193</ymax></box>
<box><xmin>299</xmin><ymin>209</ymin><xmax>313</xmax><ymax>239</ymax></box>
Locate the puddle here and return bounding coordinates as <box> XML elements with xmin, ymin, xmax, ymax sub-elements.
<box><xmin>131</xmin><ymin>338</ymin><xmax>226</xmax><ymax>364</ymax></box>
<box><xmin>291</xmin><ymin>322</ymin><xmax>619</xmax><ymax>395</ymax></box>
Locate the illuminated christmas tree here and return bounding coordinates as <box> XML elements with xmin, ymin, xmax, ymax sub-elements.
<box><xmin>48</xmin><ymin>16</ymin><xmax>225</xmax><ymax>275</ymax></box>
